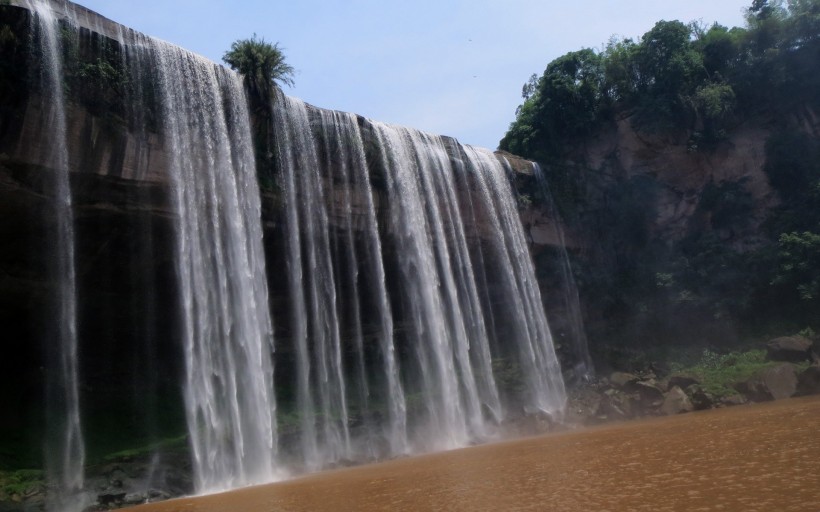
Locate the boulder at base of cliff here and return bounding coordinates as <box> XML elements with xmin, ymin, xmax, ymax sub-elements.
<box><xmin>796</xmin><ymin>365</ymin><xmax>820</xmax><ymax>396</ymax></box>
<box><xmin>667</xmin><ymin>373</ymin><xmax>700</xmax><ymax>390</ymax></box>
<box><xmin>735</xmin><ymin>363</ymin><xmax>799</xmax><ymax>401</ymax></box>
<box><xmin>719</xmin><ymin>393</ymin><xmax>748</xmax><ymax>406</ymax></box>
<box><xmin>597</xmin><ymin>389</ymin><xmax>634</xmax><ymax>420</ymax></box>
<box><xmin>609</xmin><ymin>372</ymin><xmax>639</xmax><ymax>388</ymax></box>
<box><xmin>565</xmin><ymin>385</ymin><xmax>604</xmax><ymax>426</ymax></box>
<box><xmin>661</xmin><ymin>386</ymin><xmax>694</xmax><ymax>415</ymax></box>
<box><xmin>688</xmin><ymin>385</ymin><xmax>715</xmax><ymax>410</ymax></box>
<box><xmin>766</xmin><ymin>336</ymin><xmax>813</xmax><ymax>363</ymax></box>
<box><xmin>631</xmin><ymin>380</ymin><xmax>665</xmax><ymax>408</ymax></box>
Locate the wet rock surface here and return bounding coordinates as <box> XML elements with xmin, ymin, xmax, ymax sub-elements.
<box><xmin>766</xmin><ymin>336</ymin><xmax>814</xmax><ymax>363</ymax></box>
<box><xmin>797</xmin><ymin>365</ymin><xmax>820</xmax><ymax>396</ymax></box>
<box><xmin>82</xmin><ymin>455</ymin><xmax>193</xmax><ymax>511</ymax></box>
<box><xmin>735</xmin><ymin>363</ymin><xmax>799</xmax><ymax>401</ymax></box>
<box><xmin>660</xmin><ymin>385</ymin><xmax>694</xmax><ymax>415</ymax></box>
<box><xmin>688</xmin><ymin>385</ymin><xmax>716</xmax><ymax>410</ymax></box>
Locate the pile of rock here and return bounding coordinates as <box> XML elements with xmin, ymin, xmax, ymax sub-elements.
<box><xmin>762</xmin><ymin>335</ymin><xmax>820</xmax><ymax>397</ymax></box>
<box><xmin>82</xmin><ymin>454</ymin><xmax>192</xmax><ymax>511</ymax></box>
<box><xmin>565</xmin><ymin>370</ymin><xmax>719</xmax><ymax>426</ymax></box>
<box><xmin>565</xmin><ymin>335</ymin><xmax>820</xmax><ymax>426</ymax></box>
<box><xmin>735</xmin><ymin>335</ymin><xmax>820</xmax><ymax>401</ymax></box>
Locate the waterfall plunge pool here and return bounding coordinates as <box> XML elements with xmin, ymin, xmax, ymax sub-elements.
<box><xmin>121</xmin><ymin>396</ymin><xmax>820</xmax><ymax>512</ymax></box>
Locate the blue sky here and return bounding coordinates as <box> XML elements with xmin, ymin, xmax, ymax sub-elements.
<box><xmin>77</xmin><ymin>0</ymin><xmax>752</xmax><ymax>150</ymax></box>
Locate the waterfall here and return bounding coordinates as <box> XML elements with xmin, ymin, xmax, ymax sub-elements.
<box><xmin>532</xmin><ymin>163</ymin><xmax>593</xmax><ymax>380</ymax></box>
<box><xmin>465</xmin><ymin>150</ymin><xmax>566</xmax><ymax>414</ymax></box>
<box><xmin>315</xmin><ymin>109</ymin><xmax>409</xmax><ymax>458</ymax></box>
<box><xmin>25</xmin><ymin>1</ymin><xmax>86</xmax><ymax>509</ymax></box>
<box><xmin>271</xmin><ymin>97</ymin><xmax>566</xmax><ymax>463</ymax></box>
<box><xmin>9</xmin><ymin>0</ymin><xmax>568</xmax><ymax>502</ymax></box>
<box><xmin>152</xmin><ymin>40</ymin><xmax>279</xmax><ymax>492</ymax></box>
<box><xmin>371</xmin><ymin>124</ymin><xmax>497</xmax><ymax>447</ymax></box>
<box><xmin>25</xmin><ymin>2</ymin><xmax>281</xmax><ymax>490</ymax></box>
<box><xmin>272</xmin><ymin>95</ymin><xmax>352</xmax><ymax>469</ymax></box>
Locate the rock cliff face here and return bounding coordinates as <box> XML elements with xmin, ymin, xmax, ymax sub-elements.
<box><xmin>573</xmin><ymin>115</ymin><xmax>781</xmax><ymax>247</ymax></box>
<box><xmin>558</xmin><ymin>99</ymin><xmax>820</xmax><ymax>249</ymax></box>
<box><xmin>504</xmin><ymin>104</ymin><xmax>815</xmax><ymax>308</ymax></box>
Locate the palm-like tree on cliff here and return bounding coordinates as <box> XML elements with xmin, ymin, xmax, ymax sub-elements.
<box><xmin>223</xmin><ymin>34</ymin><xmax>295</xmax><ymax>102</ymax></box>
<box><xmin>222</xmin><ymin>35</ymin><xmax>295</xmax><ymax>189</ymax></box>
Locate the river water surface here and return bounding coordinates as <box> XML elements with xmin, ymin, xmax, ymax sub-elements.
<box><xmin>125</xmin><ymin>396</ymin><xmax>820</xmax><ymax>511</ymax></box>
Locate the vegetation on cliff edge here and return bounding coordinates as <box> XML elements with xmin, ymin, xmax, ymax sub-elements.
<box><xmin>502</xmin><ymin>0</ymin><xmax>820</xmax><ymax>160</ymax></box>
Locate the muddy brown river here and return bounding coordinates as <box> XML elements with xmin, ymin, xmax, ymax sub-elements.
<box><xmin>125</xmin><ymin>396</ymin><xmax>820</xmax><ymax>511</ymax></box>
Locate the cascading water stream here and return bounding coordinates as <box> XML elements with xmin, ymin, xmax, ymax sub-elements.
<box><xmin>151</xmin><ymin>40</ymin><xmax>279</xmax><ymax>492</ymax></box>
<box><xmin>463</xmin><ymin>148</ymin><xmax>567</xmax><ymax>415</ymax></box>
<box><xmin>272</xmin><ymin>96</ymin><xmax>356</xmax><ymax>469</ymax></box>
<box><xmin>371</xmin><ymin>124</ymin><xmax>493</xmax><ymax>447</ymax></box>
<box><xmin>315</xmin><ymin>108</ymin><xmax>409</xmax><ymax>458</ymax></box>
<box><xmin>25</xmin><ymin>1</ymin><xmax>86</xmax><ymax>509</ymax></box>
<box><xmin>532</xmin><ymin>163</ymin><xmax>594</xmax><ymax>380</ymax></box>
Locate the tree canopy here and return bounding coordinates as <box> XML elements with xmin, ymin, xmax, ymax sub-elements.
<box><xmin>223</xmin><ymin>35</ymin><xmax>294</xmax><ymax>100</ymax></box>
<box><xmin>500</xmin><ymin>0</ymin><xmax>820</xmax><ymax>159</ymax></box>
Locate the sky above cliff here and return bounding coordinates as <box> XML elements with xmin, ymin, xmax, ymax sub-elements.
<box><xmin>77</xmin><ymin>0</ymin><xmax>751</xmax><ymax>150</ymax></box>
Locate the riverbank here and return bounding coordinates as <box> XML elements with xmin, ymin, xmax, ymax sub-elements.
<box><xmin>3</xmin><ymin>336</ymin><xmax>817</xmax><ymax>511</ymax></box>
<box><xmin>122</xmin><ymin>395</ymin><xmax>820</xmax><ymax>512</ymax></box>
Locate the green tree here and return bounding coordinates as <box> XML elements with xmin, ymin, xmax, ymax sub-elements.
<box><xmin>75</xmin><ymin>57</ymin><xmax>129</xmax><ymax>117</ymax></box>
<box><xmin>537</xmin><ymin>49</ymin><xmax>606</xmax><ymax>142</ymax></box>
<box><xmin>773</xmin><ymin>231</ymin><xmax>820</xmax><ymax>300</ymax></box>
<box><xmin>691</xmin><ymin>81</ymin><xmax>736</xmax><ymax>146</ymax></box>
<box><xmin>223</xmin><ymin>35</ymin><xmax>294</xmax><ymax>102</ymax></box>
<box><xmin>748</xmin><ymin>0</ymin><xmax>787</xmax><ymax>22</ymax></box>
<box><xmin>785</xmin><ymin>0</ymin><xmax>820</xmax><ymax>45</ymax></box>
<box><xmin>696</xmin><ymin>24</ymin><xmax>744</xmax><ymax>76</ymax></box>
<box><xmin>602</xmin><ymin>37</ymin><xmax>640</xmax><ymax>103</ymax></box>
<box><xmin>632</xmin><ymin>20</ymin><xmax>705</xmax><ymax>131</ymax></box>
<box><xmin>744</xmin><ymin>0</ymin><xmax>788</xmax><ymax>55</ymax></box>
<box><xmin>764</xmin><ymin>130</ymin><xmax>820</xmax><ymax>202</ymax></box>
<box><xmin>500</xmin><ymin>49</ymin><xmax>606</xmax><ymax>158</ymax></box>
<box><xmin>521</xmin><ymin>73</ymin><xmax>539</xmax><ymax>101</ymax></box>
<box><xmin>635</xmin><ymin>20</ymin><xmax>700</xmax><ymax>92</ymax></box>
<box><xmin>500</xmin><ymin>97</ymin><xmax>541</xmax><ymax>158</ymax></box>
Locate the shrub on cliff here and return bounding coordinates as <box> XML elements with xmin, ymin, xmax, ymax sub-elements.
<box><xmin>773</xmin><ymin>231</ymin><xmax>820</xmax><ymax>301</ymax></box>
